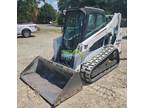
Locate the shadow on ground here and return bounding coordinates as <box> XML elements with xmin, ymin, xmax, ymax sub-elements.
<box><xmin>17</xmin><ymin>35</ymin><xmax>36</xmax><ymax>38</ymax></box>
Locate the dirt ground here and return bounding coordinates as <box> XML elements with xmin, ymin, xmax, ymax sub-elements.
<box><xmin>17</xmin><ymin>24</ymin><xmax>127</xmax><ymax>108</ymax></box>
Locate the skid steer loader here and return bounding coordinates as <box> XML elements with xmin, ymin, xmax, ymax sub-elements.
<box><xmin>20</xmin><ymin>7</ymin><xmax>122</xmax><ymax>106</ymax></box>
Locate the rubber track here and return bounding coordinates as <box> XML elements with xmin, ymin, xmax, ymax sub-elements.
<box><xmin>80</xmin><ymin>46</ymin><xmax>119</xmax><ymax>83</ymax></box>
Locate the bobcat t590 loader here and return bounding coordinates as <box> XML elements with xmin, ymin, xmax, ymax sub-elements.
<box><xmin>20</xmin><ymin>7</ymin><xmax>122</xmax><ymax>106</ymax></box>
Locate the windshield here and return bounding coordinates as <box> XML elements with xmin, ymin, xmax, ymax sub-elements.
<box><xmin>64</xmin><ymin>11</ymin><xmax>84</xmax><ymax>40</ymax></box>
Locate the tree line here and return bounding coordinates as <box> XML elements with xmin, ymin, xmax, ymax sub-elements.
<box><xmin>17</xmin><ymin>0</ymin><xmax>127</xmax><ymax>26</ymax></box>
<box><xmin>58</xmin><ymin>0</ymin><xmax>127</xmax><ymax>17</ymax></box>
<box><xmin>17</xmin><ymin>0</ymin><xmax>57</xmax><ymax>24</ymax></box>
<box><xmin>57</xmin><ymin>0</ymin><xmax>127</xmax><ymax>26</ymax></box>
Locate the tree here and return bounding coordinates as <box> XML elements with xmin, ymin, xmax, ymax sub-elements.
<box><xmin>58</xmin><ymin>0</ymin><xmax>127</xmax><ymax>18</ymax></box>
<box><xmin>17</xmin><ymin>0</ymin><xmax>33</xmax><ymax>23</ymax></box>
<box><xmin>37</xmin><ymin>3</ymin><xmax>57</xmax><ymax>23</ymax></box>
<box><xmin>57</xmin><ymin>13</ymin><xmax>64</xmax><ymax>26</ymax></box>
<box><xmin>57</xmin><ymin>0</ymin><xmax>127</xmax><ymax>26</ymax></box>
<box><xmin>17</xmin><ymin>0</ymin><xmax>45</xmax><ymax>23</ymax></box>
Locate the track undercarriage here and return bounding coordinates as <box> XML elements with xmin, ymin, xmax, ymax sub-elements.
<box><xmin>80</xmin><ymin>46</ymin><xmax>119</xmax><ymax>83</ymax></box>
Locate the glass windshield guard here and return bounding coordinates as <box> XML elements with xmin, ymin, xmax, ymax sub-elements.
<box><xmin>64</xmin><ymin>11</ymin><xmax>84</xmax><ymax>40</ymax></box>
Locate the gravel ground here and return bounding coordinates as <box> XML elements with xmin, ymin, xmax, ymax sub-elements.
<box><xmin>17</xmin><ymin>25</ymin><xmax>127</xmax><ymax>108</ymax></box>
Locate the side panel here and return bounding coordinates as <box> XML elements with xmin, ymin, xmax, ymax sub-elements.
<box><xmin>79</xmin><ymin>13</ymin><xmax>122</xmax><ymax>53</ymax></box>
<box><xmin>17</xmin><ymin>25</ymin><xmax>23</xmax><ymax>34</ymax></box>
<box><xmin>29</xmin><ymin>26</ymin><xmax>37</xmax><ymax>32</ymax></box>
<box><xmin>17</xmin><ymin>24</ymin><xmax>37</xmax><ymax>35</ymax></box>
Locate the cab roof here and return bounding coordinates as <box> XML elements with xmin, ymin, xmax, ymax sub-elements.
<box><xmin>66</xmin><ymin>7</ymin><xmax>105</xmax><ymax>15</ymax></box>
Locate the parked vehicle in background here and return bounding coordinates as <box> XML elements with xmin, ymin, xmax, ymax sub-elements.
<box><xmin>17</xmin><ymin>24</ymin><xmax>38</xmax><ymax>38</ymax></box>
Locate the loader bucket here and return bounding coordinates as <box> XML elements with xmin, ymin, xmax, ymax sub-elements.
<box><xmin>20</xmin><ymin>56</ymin><xmax>82</xmax><ymax>106</ymax></box>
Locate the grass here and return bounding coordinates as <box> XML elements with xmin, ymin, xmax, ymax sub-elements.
<box><xmin>48</xmin><ymin>28</ymin><xmax>61</xmax><ymax>33</ymax></box>
<box><xmin>38</xmin><ymin>27</ymin><xmax>61</xmax><ymax>34</ymax></box>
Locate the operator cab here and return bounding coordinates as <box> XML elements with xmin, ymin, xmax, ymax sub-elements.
<box><xmin>58</xmin><ymin>7</ymin><xmax>107</xmax><ymax>67</ymax></box>
<box><xmin>62</xmin><ymin>7</ymin><xmax>106</xmax><ymax>50</ymax></box>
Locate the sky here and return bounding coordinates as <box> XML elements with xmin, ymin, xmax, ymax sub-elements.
<box><xmin>38</xmin><ymin>0</ymin><xmax>58</xmax><ymax>10</ymax></box>
<box><xmin>47</xmin><ymin>0</ymin><xmax>58</xmax><ymax>10</ymax></box>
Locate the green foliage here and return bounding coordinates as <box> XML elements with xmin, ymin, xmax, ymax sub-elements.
<box><xmin>17</xmin><ymin>0</ymin><xmax>57</xmax><ymax>24</ymax></box>
<box><xmin>57</xmin><ymin>13</ymin><xmax>64</xmax><ymax>26</ymax></box>
<box><xmin>58</xmin><ymin>0</ymin><xmax>127</xmax><ymax>18</ymax></box>
<box><xmin>17</xmin><ymin>0</ymin><xmax>36</xmax><ymax>23</ymax></box>
<box><xmin>37</xmin><ymin>3</ymin><xmax>57</xmax><ymax>23</ymax></box>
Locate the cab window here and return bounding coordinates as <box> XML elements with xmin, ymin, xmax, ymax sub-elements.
<box><xmin>96</xmin><ymin>14</ymin><xmax>105</xmax><ymax>28</ymax></box>
<box><xmin>85</xmin><ymin>13</ymin><xmax>106</xmax><ymax>39</ymax></box>
<box><xmin>87</xmin><ymin>14</ymin><xmax>96</xmax><ymax>33</ymax></box>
